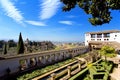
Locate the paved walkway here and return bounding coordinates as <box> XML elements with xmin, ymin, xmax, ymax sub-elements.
<box><xmin>110</xmin><ymin>68</ymin><xmax>120</xmax><ymax>80</ymax></box>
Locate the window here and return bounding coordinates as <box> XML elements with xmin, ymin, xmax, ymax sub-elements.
<box><xmin>97</xmin><ymin>39</ymin><xmax>101</xmax><ymax>41</ymax></box>
<box><xmin>91</xmin><ymin>34</ymin><xmax>95</xmax><ymax>38</ymax></box>
<box><xmin>104</xmin><ymin>39</ymin><xmax>109</xmax><ymax>41</ymax></box>
<box><xmin>97</xmin><ymin>34</ymin><xmax>102</xmax><ymax>38</ymax></box>
<box><xmin>91</xmin><ymin>39</ymin><xmax>95</xmax><ymax>41</ymax></box>
<box><xmin>104</xmin><ymin>33</ymin><xmax>110</xmax><ymax>38</ymax></box>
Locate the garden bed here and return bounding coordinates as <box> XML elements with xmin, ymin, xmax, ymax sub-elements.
<box><xmin>17</xmin><ymin>53</ymin><xmax>89</xmax><ymax>80</ymax></box>
<box><xmin>69</xmin><ymin>59</ymin><xmax>113</xmax><ymax>80</ymax></box>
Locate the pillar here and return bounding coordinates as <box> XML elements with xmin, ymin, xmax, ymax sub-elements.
<box><xmin>67</xmin><ymin>66</ymin><xmax>71</xmax><ymax>77</ymax></box>
<box><xmin>78</xmin><ymin>60</ymin><xmax>81</xmax><ymax>71</ymax></box>
<box><xmin>50</xmin><ymin>73</ymin><xmax>56</xmax><ymax>80</ymax></box>
<box><xmin>52</xmin><ymin>54</ymin><xmax>55</xmax><ymax>62</ymax></box>
<box><xmin>42</xmin><ymin>56</ymin><xmax>46</xmax><ymax>64</ymax></box>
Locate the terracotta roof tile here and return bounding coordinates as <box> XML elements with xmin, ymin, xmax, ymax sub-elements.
<box><xmin>86</xmin><ymin>30</ymin><xmax>120</xmax><ymax>34</ymax></box>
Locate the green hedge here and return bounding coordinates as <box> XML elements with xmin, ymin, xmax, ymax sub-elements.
<box><xmin>69</xmin><ymin>67</ymin><xmax>89</xmax><ymax>80</ymax></box>
<box><xmin>69</xmin><ymin>59</ymin><xmax>102</xmax><ymax>80</ymax></box>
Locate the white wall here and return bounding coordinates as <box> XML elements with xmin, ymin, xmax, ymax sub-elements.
<box><xmin>116</xmin><ymin>33</ymin><xmax>120</xmax><ymax>43</ymax></box>
<box><xmin>85</xmin><ymin>32</ymin><xmax>120</xmax><ymax>46</ymax></box>
<box><xmin>85</xmin><ymin>33</ymin><xmax>90</xmax><ymax>46</ymax></box>
<box><xmin>0</xmin><ymin>47</ymin><xmax>88</xmax><ymax>78</ymax></box>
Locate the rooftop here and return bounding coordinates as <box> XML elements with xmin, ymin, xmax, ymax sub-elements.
<box><xmin>89</xmin><ymin>41</ymin><xmax>120</xmax><ymax>50</ymax></box>
<box><xmin>86</xmin><ymin>30</ymin><xmax>120</xmax><ymax>34</ymax></box>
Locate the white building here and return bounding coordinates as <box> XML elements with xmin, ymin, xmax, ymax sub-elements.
<box><xmin>85</xmin><ymin>30</ymin><xmax>120</xmax><ymax>46</ymax></box>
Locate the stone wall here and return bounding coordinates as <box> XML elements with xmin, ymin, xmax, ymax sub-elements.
<box><xmin>0</xmin><ymin>46</ymin><xmax>88</xmax><ymax>77</ymax></box>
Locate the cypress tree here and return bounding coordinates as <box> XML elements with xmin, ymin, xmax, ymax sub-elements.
<box><xmin>17</xmin><ymin>32</ymin><xmax>24</xmax><ymax>54</ymax></box>
<box><xmin>3</xmin><ymin>43</ymin><xmax>7</xmax><ymax>55</ymax></box>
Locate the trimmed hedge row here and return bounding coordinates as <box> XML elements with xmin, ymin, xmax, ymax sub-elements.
<box><xmin>69</xmin><ymin>59</ymin><xmax>102</xmax><ymax>80</ymax></box>
<box><xmin>69</xmin><ymin>67</ymin><xmax>89</xmax><ymax>80</ymax></box>
<box><xmin>69</xmin><ymin>59</ymin><xmax>114</xmax><ymax>80</ymax></box>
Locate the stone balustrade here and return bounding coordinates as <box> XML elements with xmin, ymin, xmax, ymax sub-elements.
<box><xmin>32</xmin><ymin>58</ymin><xmax>88</xmax><ymax>80</ymax></box>
<box><xmin>0</xmin><ymin>46</ymin><xmax>88</xmax><ymax>78</ymax></box>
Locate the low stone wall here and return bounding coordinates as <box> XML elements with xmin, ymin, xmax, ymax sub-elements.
<box><xmin>32</xmin><ymin>59</ymin><xmax>86</xmax><ymax>80</ymax></box>
<box><xmin>0</xmin><ymin>46</ymin><xmax>88</xmax><ymax>78</ymax></box>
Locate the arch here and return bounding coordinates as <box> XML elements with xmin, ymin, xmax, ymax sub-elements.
<box><xmin>19</xmin><ymin>59</ymin><xmax>28</xmax><ymax>70</ymax></box>
<box><xmin>57</xmin><ymin>53</ymin><xmax>60</xmax><ymax>60</ymax></box>
<box><xmin>51</xmin><ymin>54</ymin><xmax>55</xmax><ymax>62</ymax></box>
<box><xmin>29</xmin><ymin>57</ymin><xmax>36</xmax><ymax>67</ymax></box>
<box><xmin>38</xmin><ymin>56</ymin><xmax>43</xmax><ymax>64</ymax></box>
<box><xmin>45</xmin><ymin>55</ymin><xmax>50</xmax><ymax>63</ymax></box>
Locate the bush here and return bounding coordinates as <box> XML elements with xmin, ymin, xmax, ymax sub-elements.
<box><xmin>69</xmin><ymin>68</ymin><xmax>89</xmax><ymax>80</ymax></box>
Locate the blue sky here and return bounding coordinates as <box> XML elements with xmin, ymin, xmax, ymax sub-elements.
<box><xmin>0</xmin><ymin>0</ymin><xmax>120</xmax><ymax>42</ymax></box>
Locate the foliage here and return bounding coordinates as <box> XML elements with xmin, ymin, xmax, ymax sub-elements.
<box><xmin>60</xmin><ymin>0</ymin><xmax>120</xmax><ymax>26</ymax></box>
<box><xmin>99</xmin><ymin>46</ymin><xmax>116</xmax><ymax>62</ymax></box>
<box><xmin>3</xmin><ymin>43</ymin><xmax>7</xmax><ymax>54</ymax></box>
<box><xmin>70</xmin><ymin>60</ymin><xmax>113</xmax><ymax>80</ymax></box>
<box><xmin>17</xmin><ymin>32</ymin><xmax>25</xmax><ymax>54</ymax></box>
<box><xmin>55</xmin><ymin>46</ymin><xmax>61</xmax><ymax>50</ymax></box>
<box><xmin>99</xmin><ymin>46</ymin><xmax>115</xmax><ymax>57</ymax></box>
<box><xmin>54</xmin><ymin>43</ymin><xmax>78</xmax><ymax>50</ymax></box>
<box><xmin>17</xmin><ymin>58</ymin><xmax>76</xmax><ymax>80</ymax></box>
<box><xmin>0</xmin><ymin>40</ymin><xmax>5</xmax><ymax>48</ymax></box>
<box><xmin>8</xmin><ymin>40</ymin><xmax>16</xmax><ymax>48</ymax></box>
<box><xmin>17</xmin><ymin>53</ymin><xmax>90</xmax><ymax>80</ymax></box>
<box><xmin>105</xmin><ymin>53</ymin><xmax>117</xmax><ymax>58</ymax></box>
<box><xmin>88</xmin><ymin>50</ymin><xmax>100</xmax><ymax>61</ymax></box>
<box><xmin>25</xmin><ymin>40</ymin><xmax>55</xmax><ymax>53</ymax></box>
<box><xmin>69</xmin><ymin>67</ymin><xmax>89</xmax><ymax>80</ymax></box>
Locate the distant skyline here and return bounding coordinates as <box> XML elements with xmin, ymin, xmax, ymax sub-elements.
<box><xmin>0</xmin><ymin>0</ymin><xmax>120</xmax><ymax>42</ymax></box>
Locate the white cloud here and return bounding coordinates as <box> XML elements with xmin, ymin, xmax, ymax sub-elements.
<box><xmin>25</xmin><ymin>20</ymin><xmax>47</xmax><ymax>26</ymax></box>
<box><xmin>59</xmin><ymin>21</ymin><xmax>74</xmax><ymax>25</ymax></box>
<box><xmin>40</xmin><ymin>0</ymin><xmax>61</xmax><ymax>20</ymax></box>
<box><xmin>0</xmin><ymin>0</ymin><xmax>24</xmax><ymax>24</ymax></box>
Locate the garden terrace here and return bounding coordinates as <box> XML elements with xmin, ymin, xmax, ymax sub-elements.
<box><xmin>17</xmin><ymin>51</ymin><xmax>100</xmax><ymax>80</ymax></box>
<box><xmin>69</xmin><ymin>59</ymin><xmax>113</xmax><ymax>80</ymax></box>
<box><xmin>0</xmin><ymin>46</ymin><xmax>88</xmax><ymax>79</ymax></box>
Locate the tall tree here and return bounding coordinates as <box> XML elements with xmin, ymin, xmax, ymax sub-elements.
<box><xmin>60</xmin><ymin>0</ymin><xmax>120</xmax><ymax>26</ymax></box>
<box><xmin>99</xmin><ymin>46</ymin><xmax>115</xmax><ymax>61</ymax></box>
<box><xmin>3</xmin><ymin>43</ymin><xmax>7</xmax><ymax>55</ymax></box>
<box><xmin>17</xmin><ymin>32</ymin><xmax>24</xmax><ymax>54</ymax></box>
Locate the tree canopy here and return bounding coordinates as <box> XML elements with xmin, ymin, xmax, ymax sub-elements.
<box><xmin>99</xmin><ymin>46</ymin><xmax>116</xmax><ymax>58</ymax></box>
<box><xmin>17</xmin><ymin>32</ymin><xmax>24</xmax><ymax>54</ymax></box>
<box><xmin>3</xmin><ymin>43</ymin><xmax>7</xmax><ymax>55</ymax></box>
<box><xmin>100</xmin><ymin>46</ymin><xmax>115</xmax><ymax>55</ymax></box>
<box><xmin>61</xmin><ymin>0</ymin><xmax>120</xmax><ymax>26</ymax></box>
<box><xmin>8</xmin><ymin>40</ymin><xmax>16</xmax><ymax>48</ymax></box>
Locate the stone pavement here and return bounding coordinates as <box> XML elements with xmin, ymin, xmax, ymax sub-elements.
<box><xmin>110</xmin><ymin>68</ymin><xmax>120</xmax><ymax>80</ymax></box>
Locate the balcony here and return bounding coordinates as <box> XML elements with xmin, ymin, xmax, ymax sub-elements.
<box><xmin>103</xmin><ymin>33</ymin><xmax>110</xmax><ymax>38</ymax></box>
<box><xmin>97</xmin><ymin>34</ymin><xmax>102</xmax><ymax>38</ymax></box>
<box><xmin>91</xmin><ymin>34</ymin><xmax>95</xmax><ymax>38</ymax></box>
